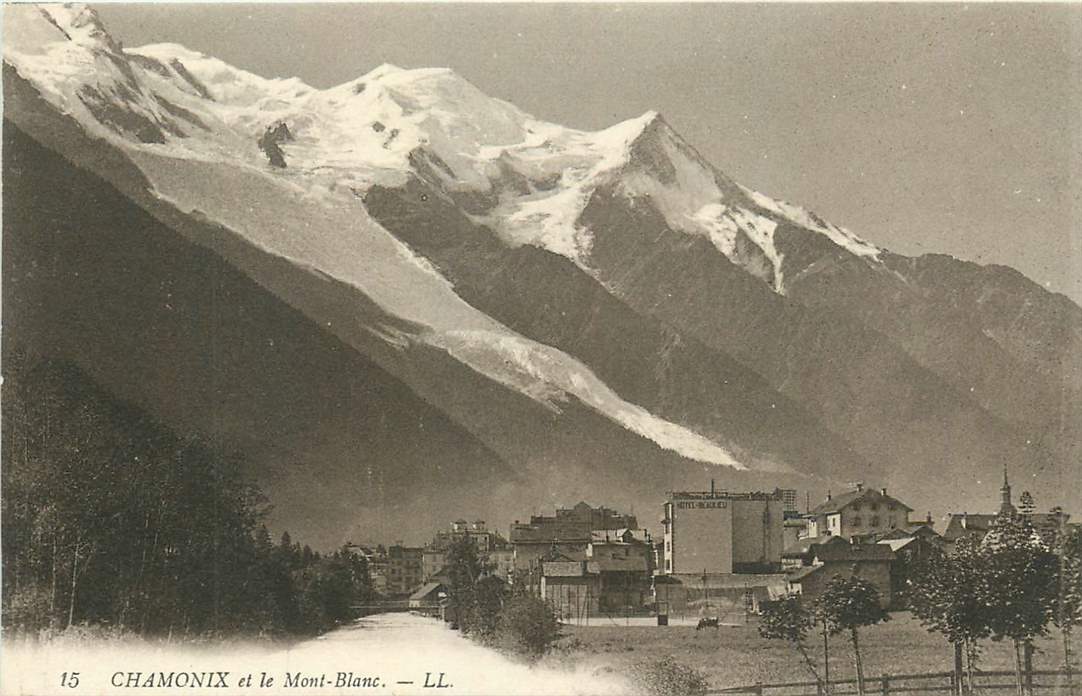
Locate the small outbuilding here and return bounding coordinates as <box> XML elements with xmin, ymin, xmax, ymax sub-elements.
<box><xmin>409</xmin><ymin>581</ymin><xmax>448</xmax><ymax>610</ymax></box>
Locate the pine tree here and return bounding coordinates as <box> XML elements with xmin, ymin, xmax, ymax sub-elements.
<box><xmin>255</xmin><ymin>525</ymin><xmax>273</xmax><ymax>553</ymax></box>
<box><xmin>445</xmin><ymin>536</ymin><xmax>483</xmax><ymax>632</ymax></box>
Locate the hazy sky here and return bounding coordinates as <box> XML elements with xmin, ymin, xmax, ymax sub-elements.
<box><xmin>95</xmin><ymin>3</ymin><xmax>1082</xmax><ymax>303</ymax></box>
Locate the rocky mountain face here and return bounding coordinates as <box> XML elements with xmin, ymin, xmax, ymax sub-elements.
<box><xmin>4</xmin><ymin>5</ymin><xmax>1079</xmax><ymax>545</ymax></box>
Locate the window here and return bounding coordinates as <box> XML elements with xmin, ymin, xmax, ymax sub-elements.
<box><xmin>852</xmin><ymin>504</ymin><xmax>862</xmax><ymax>511</ymax></box>
<box><xmin>852</xmin><ymin>516</ymin><xmax>862</xmax><ymax>526</ymax></box>
<box><xmin>870</xmin><ymin>503</ymin><xmax>879</xmax><ymax>511</ymax></box>
<box><xmin>871</xmin><ymin>516</ymin><xmax>880</xmax><ymax>527</ymax></box>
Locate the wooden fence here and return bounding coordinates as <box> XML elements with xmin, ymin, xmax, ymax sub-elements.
<box><xmin>709</xmin><ymin>669</ymin><xmax>1078</xmax><ymax>696</ymax></box>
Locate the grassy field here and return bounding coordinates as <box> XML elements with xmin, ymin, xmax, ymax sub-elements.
<box><xmin>543</xmin><ymin>612</ymin><xmax>1070</xmax><ymax>690</ymax></box>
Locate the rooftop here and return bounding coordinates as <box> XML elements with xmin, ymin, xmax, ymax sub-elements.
<box><xmin>943</xmin><ymin>511</ymin><xmax>1071</xmax><ymax>541</ymax></box>
<box><xmin>788</xmin><ymin>565</ymin><xmax>822</xmax><ymax>582</ymax></box>
<box><xmin>814</xmin><ymin>543</ymin><xmax>895</xmax><ymax>563</ymax></box>
<box><xmin>409</xmin><ymin>582</ymin><xmax>446</xmax><ymax>601</ymax></box>
<box><xmin>509</xmin><ymin>523</ymin><xmax>591</xmax><ymax>544</ymax></box>
<box><xmin>782</xmin><ymin>534</ymin><xmax>847</xmax><ymax>557</ymax></box>
<box><xmin>811</xmin><ymin>487</ymin><xmax>913</xmax><ymax>515</ymax></box>
<box><xmin>668</xmin><ymin>490</ymin><xmax>784</xmax><ymax>501</ymax></box>
<box><xmin>660</xmin><ymin>572</ymin><xmax>789</xmax><ymax>590</ymax></box>
<box><xmin>878</xmin><ymin>537</ymin><xmax>917</xmax><ymax>552</ymax></box>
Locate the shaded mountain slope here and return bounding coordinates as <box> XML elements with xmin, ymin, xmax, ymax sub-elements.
<box><xmin>4</xmin><ymin>3</ymin><xmax>1079</xmax><ymax>526</ymax></box>
<box><xmin>3</xmin><ymin>120</ymin><xmax>512</xmax><ymax>545</ymax></box>
<box><xmin>3</xmin><ymin>104</ymin><xmax>808</xmax><ymax>546</ymax></box>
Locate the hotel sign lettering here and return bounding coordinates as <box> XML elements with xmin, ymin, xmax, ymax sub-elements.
<box><xmin>676</xmin><ymin>501</ymin><xmax>728</xmax><ymax>509</ymax></box>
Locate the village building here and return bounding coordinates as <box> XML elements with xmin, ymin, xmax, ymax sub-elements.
<box><xmin>540</xmin><ymin>556</ymin><xmax>651</xmax><ymax>620</ymax></box>
<box><xmin>942</xmin><ymin>468</ymin><xmax>1071</xmax><ymax>553</ymax></box>
<box><xmin>421</xmin><ymin>520</ymin><xmax>514</xmax><ymax>582</ymax></box>
<box><xmin>653</xmin><ymin>572</ymin><xmax>790</xmax><ymax>620</ymax></box>
<box><xmin>778</xmin><ymin>488</ymin><xmax>799</xmax><ymax>514</ymax></box>
<box><xmin>557</xmin><ymin>501</ymin><xmax>639</xmax><ymax>531</ymax></box>
<box><xmin>488</xmin><ymin>543</ymin><xmax>516</xmax><ymax>582</ymax></box>
<box><xmin>653</xmin><ymin>485</ymin><xmax>788</xmax><ymax>621</ymax></box>
<box><xmin>941</xmin><ymin>512</ymin><xmax>998</xmax><ymax>551</ymax></box>
<box><xmin>877</xmin><ymin>531</ymin><xmax>941</xmax><ymax>606</ymax></box>
<box><xmin>385</xmin><ymin>544</ymin><xmax>424</xmax><ymax>596</ymax></box>
<box><xmin>509</xmin><ymin>502</ymin><xmax>637</xmax><ymax>579</ymax></box>
<box><xmin>421</xmin><ymin>547</ymin><xmax>447</xmax><ymax>584</ymax></box>
<box><xmin>537</xmin><ymin>525</ymin><xmax>654</xmax><ymax>619</ymax></box>
<box><xmin>780</xmin><ymin>534</ymin><xmax>850</xmax><ymax>571</ymax></box>
<box><xmin>801</xmin><ymin>484</ymin><xmax>916</xmax><ymax>540</ymax></box>
<box><xmin>540</xmin><ymin>557</ymin><xmax>599</xmax><ymax>621</ymax></box>
<box><xmin>433</xmin><ymin>519</ymin><xmax>495</xmax><ymax>553</ymax></box>
<box><xmin>661</xmin><ymin>485</ymin><xmax>785</xmax><ymax>575</ymax></box>
<box><xmin>786</xmin><ymin>542</ymin><xmax>895</xmax><ymax>608</ymax></box>
<box><xmin>784</xmin><ymin>487</ymin><xmax>941</xmax><ymax>608</ymax></box>
<box><xmin>510</xmin><ymin>524</ymin><xmax>591</xmax><ymax>583</ymax></box>
<box><xmin>783</xmin><ymin>515</ymin><xmax>808</xmax><ymax>550</ymax></box>
<box><xmin>408</xmin><ymin>581</ymin><xmax>448</xmax><ymax>616</ymax></box>
<box><xmin>350</xmin><ymin>545</ymin><xmax>389</xmax><ymax>595</ymax></box>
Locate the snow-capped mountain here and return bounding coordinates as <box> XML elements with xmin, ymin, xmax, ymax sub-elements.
<box><xmin>5</xmin><ymin>5</ymin><xmax>1079</xmax><ymax>543</ymax></box>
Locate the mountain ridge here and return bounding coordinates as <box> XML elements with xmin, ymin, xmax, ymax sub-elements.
<box><xmin>4</xmin><ymin>4</ymin><xmax>1079</xmax><ymax>542</ymax></box>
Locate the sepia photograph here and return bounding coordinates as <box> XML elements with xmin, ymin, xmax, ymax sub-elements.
<box><xmin>1</xmin><ymin>2</ymin><xmax>1080</xmax><ymax>694</ymax></box>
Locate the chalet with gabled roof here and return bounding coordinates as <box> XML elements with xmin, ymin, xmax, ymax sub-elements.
<box><xmin>802</xmin><ymin>484</ymin><xmax>914</xmax><ymax>541</ymax></box>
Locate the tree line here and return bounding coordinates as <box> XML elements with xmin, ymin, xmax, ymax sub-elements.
<box><xmin>909</xmin><ymin>507</ymin><xmax>1080</xmax><ymax>695</ymax></box>
<box><xmin>1</xmin><ymin>354</ymin><xmax>373</xmax><ymax>640</ymax></box>
<box><xmin>442</xmin><ymin>536</ymin><xmax>561</xmax><ymax>661</ymax></box>
<box><xmin>759</xmin><ymin>575</ymin><xmax>889</xmax><ymax>695</ymax></box>
<box><xmin>759</xmin><ymin>509</ymin><xmax>1081</xmax><ymax>696</ymax></box>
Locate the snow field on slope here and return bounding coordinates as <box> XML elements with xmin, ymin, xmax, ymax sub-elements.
<box><xmin>6</xmin><ymin>3</ymin><xmax>871</xmax><ymax>471</ymax></box>
<box><xmin>127</xmin><ymin>150</ymin><xmax>748</xmax><ymax>470</ymax></box>
<box><xmin>742</xmin><ymin>186</ymin><xmax>881</xmax><ymax>260</ymax></box>
<box><xmin>433</xmin><ymin>331</ymin><xmax>747</xmax><ymax>470</ymax></box>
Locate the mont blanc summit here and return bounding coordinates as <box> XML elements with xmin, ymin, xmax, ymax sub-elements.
<box><xmin>5</xmin><ymin>4</ymin><xmax>1079</xmax><ymax>545</ymax></box>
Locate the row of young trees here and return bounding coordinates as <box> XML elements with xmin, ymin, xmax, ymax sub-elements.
<box><xmin>1</xmin><ymin>354</ymin><xmax>373</xmax><ymax>639</ymax></box>
<box><xmin>759</xmin><ymin>576</ymin><xmax>890</xmax><ymax>695</ymax></box>
<box><xmin>908</xmin><ymin>509</ymin><xmax>1081</xmax><ymax>694</ymax></box>
<box><xmin>759</xmin><ymin>510</ymin><xmax>1081</xmax><ymax>696</ymax></box>
<box><xmin>442</xmin><ymin>536</ymin><xmax>561</xmax><ymax>661</ymax></box>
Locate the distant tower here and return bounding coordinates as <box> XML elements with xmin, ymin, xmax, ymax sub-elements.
<box><xmin>998</xmin><ymin>463</ymin><xmax>1016</xmax><ymax>516</ymax></box>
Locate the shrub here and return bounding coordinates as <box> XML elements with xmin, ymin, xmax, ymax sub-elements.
<box><xmin>633</xmin><ymin>657</ymin><xmax>709</xmax><ymax>696</ymax></box>
<box><xmin>496</xmin><ymin>594</ymin><xmax>560</xmax><ymax>661</ymax></box>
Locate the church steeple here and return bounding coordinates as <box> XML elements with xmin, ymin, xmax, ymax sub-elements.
<box><xmin>998</xmin><ymin>463</ymin><xmax>1016</xmax><ymax>516</ymax></box>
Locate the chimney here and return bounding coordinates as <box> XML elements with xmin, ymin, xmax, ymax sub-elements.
<box><xmin>926</xmin><ymin>512</ymin><xmax>932</xmax><ymax>524</ymax></box>
<box><xmin>880</xmin><ymin>488</ymin><xmax>888</xmax><ymax>496</ymax></box>
<box><xmin>827</xmin><ymin>489</ymin><xmax>832</xmax><ymax>501</ymax></box>
<box><xmin>856</xmin><ymin>482</ymin><xmax>864</xmax><ymax>492</ymax></box>
<box><xmin>710</xmin><ymin>478</ymin><xmax>715</xmax><ymax>495</ymax></box>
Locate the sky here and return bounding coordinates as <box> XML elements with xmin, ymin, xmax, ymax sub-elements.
<box><xmin>95</xmin><ymin>3</ymin><xmax>1082</xmax><ymax>303</ymax></box>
